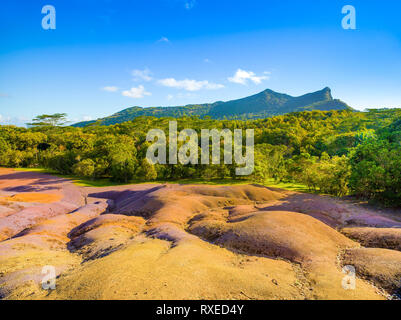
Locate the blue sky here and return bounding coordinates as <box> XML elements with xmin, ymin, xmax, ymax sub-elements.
<box><xmin>1</xmin><ymin>0</ymin><xmax>401</xmax><ymax>126</ymax></box>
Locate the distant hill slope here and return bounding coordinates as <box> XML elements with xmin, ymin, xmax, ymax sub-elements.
<box><xmin>73</xmin><ymin>87</ymin><xmax>352</xmax><ymax>127</ymax></box>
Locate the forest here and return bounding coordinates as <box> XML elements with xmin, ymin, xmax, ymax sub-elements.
<box><xmin>1</xmin><ymin>109</ymin><xmax>401</xmax><ymax>205</ymax></box>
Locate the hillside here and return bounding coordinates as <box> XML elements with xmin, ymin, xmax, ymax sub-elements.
<box><xmin>74</xmin><ymin>87</ymin><xmax>351</xmax><ymax>127</ymax></box>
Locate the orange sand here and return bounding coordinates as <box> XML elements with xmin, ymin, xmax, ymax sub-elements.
<box><xmin>1</xmin><ymin>193</ymin><xmax>62</xmax><ymax>204</ymax></box>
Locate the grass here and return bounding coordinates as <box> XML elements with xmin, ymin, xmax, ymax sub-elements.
<box><xmin>13</xmin><ymin>168</ymin><xmax>309</xmax><ymax>192</ymax></box>
<box><xmin>263</xmin><ymin>178</ymin><xmax>311</xmax><ymax>193</ymax></box>
<box><xmin>172</xmin><ymin>178</ymin><xmax>310</xmax><ymax>192</ymax></box>
<box><xmin>14</xmin><ymin>168</ymin><xmax>131</xmax><ymax>187</ymax></box>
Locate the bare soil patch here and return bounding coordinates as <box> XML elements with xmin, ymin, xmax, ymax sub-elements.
<box><xmin>1</xmin><ymin>169</ymin><xmax>400</xmax><ymax>300</ymax></box>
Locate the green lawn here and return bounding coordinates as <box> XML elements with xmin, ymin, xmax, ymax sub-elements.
<box><xmin>14</xmin><ymin>167</ymin><xmax>309</xmax><ymax>192</ymax></box>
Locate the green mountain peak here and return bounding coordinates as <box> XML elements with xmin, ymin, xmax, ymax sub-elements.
<box><xmin>74</xmin><ymin>87</ymin><xmax>352</xmax><ymax>127</ymax></box>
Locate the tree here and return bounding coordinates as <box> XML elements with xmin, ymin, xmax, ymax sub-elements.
<box><xmin>93</xmin><ymin>158</ymin><xmax>109</xmax><ymax>178</ymax></box>
<box><xmin>137</xmin><ymin>158</ymin><xmax>158</xmax><ymax>181</ymax></box>
<box><xmin>109</xmin><ymin>148</ymin><xmax>137</xmax><ymax>182</ymax></box>
<box><xmin>72</xmin><ymin>159</ymin><xmax>95</xmax><ymax>178</ymax></box>
<box><xmin>349</xmin><ymin>140</ymin><xmax>401</xmax><ymax>204</ymax></box>
<box><xmin>0</xmin><ymin>137</ymin><xmax>9</xmax><ymax>154</ymax></box>
<box><xmin>47</xmin><ymin>150</ymin><xmax>78</xmax><ymax>175</ymax></box>
<box><xmin>253</xmin><ymin>144</ymin><xmax>287</xmax><ymax>183</ymax></box>
<box><xmin>313</xmin><ymin>154</ymin><xmax>351</xmax><ymax>197</ymax></box>
<box><xmin>27</xmin><ymin>113</ymin><xmax>68</xmax><ymax>127</ymax></box>
<box><xmin>4</xmin><ymin>150</ymin><xmax>24</xmax><ymax>167</ymax></box>
<box><xmin>3</xmin><ymin>108</ymin><xmax>401</xmax><ymax>205</ymax></box>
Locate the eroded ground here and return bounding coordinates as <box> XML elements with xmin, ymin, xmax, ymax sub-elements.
<box><xmin>0</xmin><ymin>168</ymin><xmax>400</xmax><ymax>300</ymax></box>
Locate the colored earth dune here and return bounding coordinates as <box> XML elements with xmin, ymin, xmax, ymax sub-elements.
<box><xmin>0</xmin><ymin>168</ymin><xmax>400</xmax><ymax>300</ymax></box>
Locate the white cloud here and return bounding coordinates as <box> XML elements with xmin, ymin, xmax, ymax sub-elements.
<box><xmin>122</xmin><ymin>85</ymin><xmax>151</xmax><ymax>99</ymax></box>
<box><xmin>69</xmin><ymin>115</ymin><xmax>94</xmax><ymax>123</ymax></box>
<box><xmin>158</xmin><ymin>78</ymin><xmax>224</xmax><ymax>91</ymax></box>
<box><xmin>82</xmin><ymin>115</ymin><xmax>93</xmax><ymax>121</ymax></box>
<box><xmin>158</xmin><ymin>36</ymin><xmax>170</xmax><ymax>43</ymax></box>
<box><xmin>132</xmin><ymin>68</ymin><xmax>153</xmax><ymax>82</ymax></box>
<box><xmin>228</xmin><ymin>69</ymin><xmax>270</xmax><ymax>85</ymax></box>
<box><xmin>0</xmin><ymin>93</ymin><xmax>10</xmax><ymax>98</ymax></box>
<box><xmin>166</xmin><ymin>92</ymin><xmax>198</xmax><ymax>101</ymax></box>
<box><xmin>102</xmin><ymin>86</ymin><xmax>119</xmax><ymax>92</ymax></box>
<box><xmin>0</xmin><ymin>115</ymin><xmax>27</xmax><ymax>127</ymax></box>
<box><xmin>0</xmin><ymin>114</ymin><xmax>11</xmax><ymax>124</ymax></box>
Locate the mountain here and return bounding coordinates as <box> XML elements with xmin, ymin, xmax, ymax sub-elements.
<box><xmin>73</xmin><ymin>87</ymin><xmax>352</xmax><ymax>127</ymax></box>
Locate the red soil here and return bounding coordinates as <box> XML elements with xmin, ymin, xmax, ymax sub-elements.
<box><xmin>0</xmin><ymin>168</ymin><xmax>400</xmax><ymax>300</ymax></box>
